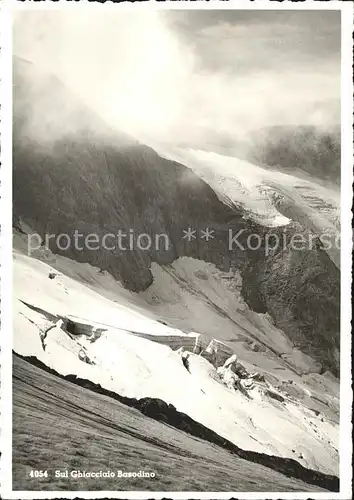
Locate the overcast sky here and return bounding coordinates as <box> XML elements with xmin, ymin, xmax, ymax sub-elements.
<box><xmin>14</xmin><ymin>9</ymin><xmax>340</xmax><ymax>146</ymax></box>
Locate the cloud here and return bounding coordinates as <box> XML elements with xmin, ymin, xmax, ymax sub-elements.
<box><xmin>13</xmin><ymin>10</ymin><xmax>340</xmax><ymax>147</ymax></box>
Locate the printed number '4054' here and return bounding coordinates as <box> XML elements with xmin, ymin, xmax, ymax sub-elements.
<box><xmin>30</xmin><ymin>470</ymin><xmax>48</xmax><ymax>478</ymax></box>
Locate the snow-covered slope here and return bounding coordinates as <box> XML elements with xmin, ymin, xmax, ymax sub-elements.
<box><xmin>13</xmin><ymin>249</ymin><xmax>339</xmax><ymax>477</ymax></box>
<box><xmin>140</xmin><ymin>259</ymin><xmax>321</xmax><ymax>374</ymax></box>
<box><xmin>156</xmin><ymin>147</ymin><xmax>340</xmax><ymax>266</ymax></box>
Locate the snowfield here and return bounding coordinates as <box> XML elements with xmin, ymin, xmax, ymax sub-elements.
<box><xmin>13</xmin><ymin>247</ymin><xmax>339</xmax><ymax>477</ymax></box>
<box><xmin>156</xmin><ymin>147</ymin><xmax>340</xmax><ymax>266</ymax></box>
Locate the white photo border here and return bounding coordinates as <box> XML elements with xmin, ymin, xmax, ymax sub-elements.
<box><xmin>0</xmin><ymin>1</ymin><xmax>352</xmax><ymax>499</ymax></box>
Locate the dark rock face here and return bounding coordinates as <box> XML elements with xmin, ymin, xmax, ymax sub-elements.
<box><xmin>13</xmin><ymin>135</ymin><xmax>245</xmax><ymax>289</ymax></box>
<box><xmin>246</xmin><ymin>125</ymin><xmax>341</xmax><ymax>185</ymax></box>
<box><xmin>13</xmin><ymin>56</ymin><xmax>340</xmax><ymax>374</ymax></box>
<box><xmin>14</xmin><ymin>57</ymin><xmax>243</xmax><ymax>290</ymax></box>
<box><xmin>242</xmin><ymin>242</ymin><xmax>340</xmax><ymax>375</ymax></box>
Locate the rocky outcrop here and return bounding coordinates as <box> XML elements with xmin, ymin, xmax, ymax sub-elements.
<box><xmin>242</xmin><ymin>241</ymin><xmax>340</xmax><ymax>375</ymax></box>
<box><xmin>215</xmin><ymin>353</ymin><xmax>265</xmax><ymax>398</ymax></box>
<box><xmin>246</xmin><ymin>125</ymin><xmax>340</xmax><ymax>185</ymax></box>
<box><xmin>201</xmin><ymin>339</ymin><xmax>234</xmax><ymax>367</ymax></box>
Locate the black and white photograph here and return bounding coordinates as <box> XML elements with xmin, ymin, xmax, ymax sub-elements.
<box><xmin>0</xmin><ymin>2</ymin><xmax>352</xmax><ymax>498</ymax></box>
